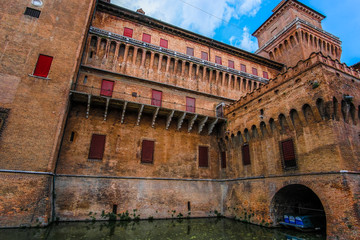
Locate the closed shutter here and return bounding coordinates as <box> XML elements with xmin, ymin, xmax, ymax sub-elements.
<box><xmin>142</xmin><ymin>33</ymin><xmax>151</xmax><ymax>43</ymax></box>
<box><xmin>151</xmin><ymin>90</ymin><xmax>162</xmax><ymax>107</ymax></box>
<box><xmin>242</xmin><ymin>144</ymin><xmax>251</xmax><ymax>165</ymax></box>
<box><xmin>199</xmin><ymin>146</ymin><xmax>208</xmax><ymax>167</ymax></box>
<box><xmin>241</xmin><ymin>64</ymin><xmax>247</xmax><ymax>72</ymax></box>
<box><xmin>281</xmin><ymin>139</ymin><xmax>296</xmax><ymax>168</ymax></box>
<box><xmin>100</xmin><ymin>80</ymin><xmax>114</xmax><ymax>97</ymax></box>
<box><xmin>141</xmin><ymin>140</ymin><xmax>154</xmax><ymax>163</ymax></box>
<box><xmin>187</xmin><ymin>47</ymin><xmax>194</xmax><ymax>56</ymax></box>
<box><xmin>228</xmin><ymin>60</ymin><xmax>234</xmax><ymax>69</ymax></box>
<box><xmin>221</xmin><ymin>151</ymin><xmax>226</xmax><ymax>169</ymax></box>
<box><xmin>252</xmin><ymin>68</ymin><xmax>258</xmax><ymax>76</ymax></box>
<box><xmin>215</xmin><ymin>56</ymin><xmax>222</xmax><ymax>65</ymax></box>
<box><xmin>88</xmin><ymin>134</ymin><xmax>106</xmax><ymax>160</ymax></box>
<box><xmin>160</xmin><ymin>39</ymin><xmax>168</xmax><ymax>48</ymax></box>
<box><xmin>124</xmin><ymin>27</ymin><xmax>133</xmax><ymax>38</ymax></box>
<box><xmin>201</xmin><ymin>51</ymin><xmax>208</xmax><ymax>61</ymax></box>
<box><xmin>33</xmin><ymin>54</ymin><xmax>53</xmax><ymax>78</ymax></box>
<box><xmin>186</xmin><ymin>97</ymin><xmax>195</xmax><ymax>113</ymax></box>
<box><xmin>263</xmin><ymin>71</ymin><xmax>269</xmax><ymax>79</ymax></box>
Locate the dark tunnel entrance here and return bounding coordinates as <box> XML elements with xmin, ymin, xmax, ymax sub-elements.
<box><xmin>271</xmin><ymin>184</ymin><xmax>326</xmax><ymax>233</ymax></box>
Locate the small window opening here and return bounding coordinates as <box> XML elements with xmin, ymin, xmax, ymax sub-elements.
<box><xmin>112</xmin><ymin>204</ymin><xmax>118</xmax><ymax>214</ymax></box>
<box><xmin>24</xmin><ymin>7</ymin><xmax>41</xmax><ymax>18</ymax></box>
<box><xmin>70</xmin><ymin>131</ymin><xmax>75</xmax><ymax>142</ymax></box>
<box><xmin>187</xmin><ymin>201</ymin><xmax>191</xmax><ymax>211</ymax></box>
<box><xmin>89</xmin><ymin>51</ymin><xmax>94</xmax><ymax>59</ymax></box>
<box><xmin>260</xmin><ymin>109</ymin><xmax>264</xmax><ymax>115</ymax></box>
<box><xmin>83</xmin><ymin>75</ymin><xmax>88</xmax><ymax>84</ymax></box>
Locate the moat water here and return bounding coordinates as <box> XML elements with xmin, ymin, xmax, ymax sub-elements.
<box><xmin>0</xmin><ymin>218</ymin><xmax>326</xmax><ymax>240</ymax></box>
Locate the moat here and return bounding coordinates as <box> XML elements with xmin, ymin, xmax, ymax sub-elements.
<box><xmin>0</xmin><ymin>218</ymin><xmax>325</xmax><ymax>240</ymax></box>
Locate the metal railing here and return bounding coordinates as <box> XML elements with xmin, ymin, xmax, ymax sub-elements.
<box><xmin>89</xmin><ymin>27</ymin><xmax>269</xmax><ymax>84</ymax></box>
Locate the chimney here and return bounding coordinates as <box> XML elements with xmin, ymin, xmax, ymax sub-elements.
<box><xmin>136</xmin><ymin>8</ymin><xmax>145</xmax><ymax>15</ymax></box>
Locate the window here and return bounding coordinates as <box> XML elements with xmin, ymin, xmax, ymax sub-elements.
<box><xmin>228</xmin><ymin>60</ymin><xmax>235</xmax><ymax>69</ymax></box>
<box><xmin>215</xmin><ymin>56</ymin><xmax>222</xmax><ymax>65</ymax></box>
<box><xmin>252</xmin><ymin>67</ymin><xmax>258</xmax><ymax>76</ymax></box>
<box><xmin>242</xmin><ymin>144</ymin><xmax>251</xmax><ymax>165</ymax></box>
<box><xmin>88</xmin><ymin>134</ymin><xmax>106</xmax><ymax>160</ymax></box>
<box><xmin>186</xmin><ymin>97</ymin><xmax>196</xmax><ymax>113</ymax></box>
<box><xmin>24</xmin><ymin>7</ymin><xmax>41</xmax><ymax>18</ymax></box>
<box><xmin>33</xmin><ymin>54</ymin><xmax>53</xmax><ymax>78</ymax></box>
<box><xmin>0</xmin><ymin>108</ymin><xmax>9</xmax><ymax>138</ymax></box>
<box><xmin>141</xmin><ymin>140</ymin><xmax>154</xmax><ymax>163</ymax></box>
<box><xmin>186</xmin><ymin>47</ymin><xmax>194</xmax><ymax>56</ymax></box>
<box><xmin>100</xmin><ymin>79</ymin><xmax>114</xmax><ymax>97</ymax></box>
<box><xmin>221</xmin><ymin>151</ymin><xmax>226</xmax><ymax>169</ymax></box>
<box><xmin>281</xmin><ymin>139</ymin><xmax>297</xmax><ymax>169</ymax></box>
<box><xmin>241</xmin><ymin>64</ymin><xmax>247</xmax><ymax>72</ymax></box>
<box><xmin>216</xmin><ymin>103</ymin><xmax>224</xmax><ymax>118</ymax></box>
<box><xmin>199</xmin><ymin>146</ymin><xmax>209</xmax><ymax>167</ymax></box>
<box><xmin>151</xmin><ymin>90</ymin><xmax>162</xmax><ymax>107</ymax></box>
<box><xmin>142</xmin><ymin>33</ymin><xmax>151</xmax><ymax>43</ymax></box>
<box><xmin>263</xmin><ymin>71</ymin><xmax>269</xmax><ymax>79</ymax></box>
<box><xmin>124</xmin><ymin>27</ymin><xmax>133</xmax><ymax>38</ymax></box>
<box><xmin>160</xmin><ymin>39</ymin><xmax>168</xmax><ymax>48</ymax></box>
<box><xmin>201</xmin><ymin>51</ymin><xmax>208</xmax><ymax>61</ymax></box>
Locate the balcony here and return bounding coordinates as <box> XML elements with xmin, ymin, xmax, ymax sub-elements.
<box><xmin>70</xmin><ymin>84</ymin><xmax>226</xmax><ymax>135</ymax></box>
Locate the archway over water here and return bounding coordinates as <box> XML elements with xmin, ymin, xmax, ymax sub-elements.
<box><xmin>270</xmin><ymin>184</ymin><xmax>326</xmax><ymax>232</ymax></box>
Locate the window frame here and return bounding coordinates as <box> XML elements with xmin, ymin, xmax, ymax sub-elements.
<box><xmin>280</xmin><ymin>139</ymin><xmax>297</xmax><ymax>170</ymax></box>
<box><xmin>142</xmin><ymin>33</ymin><xmax>151</xmax><ymax>43</ymax></box>
<box><xmin>186</xmin><ymin>97</ymin><xmax>196</xmax><ymax>113</ymax></box>
<box><xmin>141</xmin><ymin>139</ymin><xmax>155</xmax><ymax>164</ymax></box>
<box><xmin>198</xmin><ymin>145</ymin><xmax>209</xmax><ymax>168</ymax></box>
<box><xmin>123</xmin><ymin>27</ymin><xmax>133</xmax><ymax>38</ymax></box>
<box><xmin>263</xmin><ymin>71</ymin><xmax>269</xmax><ymax>79</ymax></box>
<box><xmin>228</xmin><ymin>60</ymin><xmax>235</xmax><ymax>69</ymax></box>
<box><xmin>252</xmin><ymin>67</ymin><xmax>258</xmax><ymax>76</ymax></box>
<box><xmin>186</xmin><ymin>47</ymin><xmax>194</xmax><ymax>56</ymax></box>
<box><xmin>160</xmin><ymin>38</ymin><xmax>168</xmax><ymax>48</ymax></box>
<box><xmin>242</xmin><ymin>144</ymin><xmax>251</xmax><ymax>166</ymax></box>
<box><xmin>201</xmin><ymin>51</ymin><xmax>208</xmax><ymax>61</ymax></box>
<box><xmin>33</xmin><ymin>54</ymin><xmax>53</xmax><ymax>78</ymax></box>
<box><xmin>100</xmin><ymin>79</ymin><xmax>115</xmax><ymax>97</ymax></box>
<box><xmin>0</xmin><ymin>108</ymin><xmax>10</xmax><ymax>139</ymax></box>
<box><xmin>215</xmin><ymin>56</ymin><xmax>222</xmax><ymax>65</ymax></box>
<box><xmin>88</xmin><ymin>134</ymin><xmax>106</xmax><ymax>160</ymax></box>
<box><xmin>221</xmin><ymin>151</ymin><xmax>226</xmax><ymax>169</ymax></box>
<box><xmin>151</xmin><ymin>89</ymin><xmax>163</xmax><ymax>107</ymax></box>
<box><xmin>241</xmin><ymin>64</ymin><xmax>247</xmax><ymax>73</ymax></box>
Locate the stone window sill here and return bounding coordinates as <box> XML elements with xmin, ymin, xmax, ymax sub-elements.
<box><xmin>28</xmin><ymin>74</ymin><xmax>51</xmax><ymax>80</ymax></box>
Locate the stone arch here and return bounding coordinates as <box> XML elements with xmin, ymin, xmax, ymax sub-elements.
<box><xmin>279</xmin><ymin>114</ymin><xmax>289</xmax><ymax>131</ymax></box>
<box><xmin>269</xmin><ymin>118</ymin><xmax>277</xmax><ymax>133</ymax></box>
<box><xmin>135</xmin><ymin>48</ymin><xmax>143</xmax><ymax>66</ymax></box>
<box><xmin>144</xmin><ymin>51</ymin><xmax>152</xmax><ymax>69</ymax></box>
<box><xmin>316</xmin><ymin>98</ymin><xmax>326</xmax><ymax>120</ymax></box>
<box><xmin>302</xmin><ymin>104</ymin><xmax>315</xmax><ymax>123</ymax></box>
<box><xmin>349</xmin><ymin>102</ymin><xmax>356</xmax><ymax>125</ymax></box>
<box><xmin>127</xmin><ymin>46</ymin><xmax>134</xmax><ymax>63</ymax></box>
<box><xmin>341</xmin><ymin>100</ymin><xmax>349</xmax><ymax>122</ymax></box>
<box><xmin>236</xmin><ymin>131</ymin><xmax>244</xmax><ymax>146</ymax></box>
<box><xmin>161</xmin><ymin>55</ymin><xmax>168</xmax><ymax>72</ymax></box>
<box><xmin>290</xmin><ymin>109</ymin><xmax>302</xmax><ymax>130</ymax></box>
<box><xmin>90</xmin><ymin>35</ymin><xmax>97</xmax><ymax>48</ymax></box>
<box><xmin>332</xmin><ymin>97</ymin><xmax>338</xmax><ymax>120</ymax></box>
<box><xmin>153</xmin><ymin>53</ymin><xmax>160</xmax><ymax>71</ymax></box>
<box><xmin>295</xmin><ymin>31</ymin><xmax>300</xmax><ymax>43</ymax></box>
<box><xmin>176</xmin><ymin>60</ymin><xmax>183</xmax><ymax>75</ymax></box>
<box><xmin>260</xmin><ymin>121</ymin><xmax>268</xmax><ymax>137</ymax></box>
<box><xmin>269</xmin><ymin>51</ymin><xmax>274</xmax><ymax>60</ymax></box>
<box><xmin>118</xmin><ymin>44</ymin><xmax>126</xmax><ymax>62</ymax></box>
<box><xmin>274</xmin><ymin>48</ymin><xmax>278</xmax><ymax>57</ymax></box>
<box><xmin>279</xmin><ymin>44</ymin><xmax>284</xmax><ymax>55</ymax></box>
<box><xmin>251</xmin><ymin>125</ymin><xmax>259</xmax><ymax>139</ymax></box>
<box><xmin>244</xmin><ymin>128</ymin><xmax>250</xmax><ymax>142</ymax></box>
<box><xmin>289</xmin><ymin>35</ymin><xmax>296</xmax><ymax>47</ymax></box>
<box><xmin>284</xmin><ymin>40</ymin><xmax>289</xmax><ymax>50</ymax></box>
<box><xmin>270</xmin><ymin>184</ymin><xmax>326</xmax><ymax>232</ymax></box>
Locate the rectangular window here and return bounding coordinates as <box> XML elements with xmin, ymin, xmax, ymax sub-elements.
<box><xmin>24</xmin><ymin>7</ymin><xmax>41</xmax><ymax>18</ymax></box>
<box><xmin>201</xmin><ymin>51</ymin><xmax>208</xmax><ymax>61</ymax></box>
<box><xmin>216</xmin><ymin>103</ymin><xmax>224</xmax><ymax>118</ymax></box>
<box><xmin>142</xmin><ymin>33</ymin><xmax>151</xmax><ymax>43</ymax></box>
<box><xmin>215</xmin><ymin>56</ymin><xmax>222</xmax><ymax>65</ymax></box>
<box><xmin>252</xmin><ymin>67</ymin><xmax>258</xmax><ymax>76</ymax></box>
<box><xmin>281</xmin><ymin>139</ymin><xmax>297</xmax><ymax>169</ymax></box>
<box><xmin>33</xmin><ymin>54</ymin><xmax>53</xmax><ymax>78</ymax></box>
<box><xmin>199</xmin><ymin>146</ymin><xmax>209</xmax><ymax>168</ymax></box>
<box><xmin>160</xmin><ymin>39</ymin><xmax>168</xmax><ymax>48</ymax></box>
<box><xmin>263</xmin><ymin>71</ymin><xmax>269</xmax><ymax>79</ymax></box>
<box><xmin>228</xmin><ymin>60</ymin><xmax>235</xmax><ymax>69</ymax></box>
<box><xmin>141</xmin><ymin>140</ymin><xmax>155</xmax><ymax>163</ymax></box>
<box><xmin>221</xmin><ymin>151</ymin><xmax>226</xmax><ymax>169</ymax></box>
<box><xmin>0</xmin><ymin>108</ymin><xmax>9</xmax><ymax>138</ymax></box>
<box><xmin>124</xmin><ymin>27</ymin><xmax>133</xmax><ymax>38</ymax></box>
<box><xmin>151</xmin><ymin>90</ymin><xmax>162</xmax><ymax>107</ymax></box>
<box><xmin>100</xmin><ymin>79</ymin><xmax>114</xmax><ymax>97</ymax></box>
<box><xmin>241</xmin><ymin>64</ymin><xmax>247</xmax><ymax>72</ymax></box>
<box><xmin>242</xmin><ymin>144</ymin><xmax>251</xmax><ymax>166</ymax></box>
<box><xmin>88</xmin><ymin>134</ymin><xmax>106</xmax><ymax>160</ymax></box>
<box><xmin>186</xmin><ymin>97</ymin><xmax>196</xmax><ymax>113</ymax></box>
<box><xmin>186</xmin><ymin>47</ymin><xmax>194</xmax><ymax>56</ymax></box>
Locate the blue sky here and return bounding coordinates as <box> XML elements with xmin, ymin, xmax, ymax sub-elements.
<box><xmin>112</xmin><ymin>0</ymin><xmax>360</xmax><ymax>66</ymax></box>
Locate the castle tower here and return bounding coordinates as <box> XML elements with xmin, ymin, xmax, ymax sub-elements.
<box><xmin>253</xmin><ymin>0</ymin><xmax>342</xmax><ymax>67</ymax></box>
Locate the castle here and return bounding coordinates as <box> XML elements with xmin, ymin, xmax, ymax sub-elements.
<box><xmin>0</xmin><ymin>0</ymin><xmax>359</xmax><ymax>239</ymax></box>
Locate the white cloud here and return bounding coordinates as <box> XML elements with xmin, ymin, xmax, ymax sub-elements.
<box><xmin>229</xmin><ymin>27</ymin><xmax>258</xmax><ymax>52</ymax></box>
<box><xmin>111</xmin><ymin>0</ymin><xmax>263</xmax><ymax>38</ymax></box>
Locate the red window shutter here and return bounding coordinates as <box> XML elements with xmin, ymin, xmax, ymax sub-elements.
<box><xmin>215</xmin><ymin>56</ymin><xmax>222</xmax><ymax>65</ymax></box>
<box><xmin>241</xmin><ymin>64</ymin><xmax>246</xmax><ymax>72</ymax></box>
<box><xmin>252</xmin><ymin>68</ymin><xmax>258</xmax><ymax>76</ymax></box>
<box><xmin>151</xmin><ymin>90</ymin><xmax>162</xmax><ymax>107</ymax></box>
<box><xmin>199</xmin><ymin>146</ymin><xmax>209</xmax><ymax>167</ymax></box>
<box><xmin>228</xmin><ymin>60</ymin><xmax>234</xmax><ymax>69</ymax></box>
<box><xmin>33</xmin><ymin>54</ymin><xmax>53</xmax><ymax>78</ymax></box>
<box><xmin>124</xmin><ymin>27</ymin><xmax>133</xmax><ymax>38</ymax></box>
<box><xmin>141</xmin><ymin>140</ymin><xmax>154</xmax><ymax>163</ymax></box>
<box><xmin>160</xmin><ymin>39</ymin><xmax>168</xmax><ymax>48</ymax></box>
<box><xmin>88</xmin><ymin>134</ymin><xmax>106</xmax><ymax>160</ymax></box>
<box><xmin>281</xmin><ymin>139</ymin><xmax>297</xmax><ymax>168</ymax></box>
<box><xmin>221</xmin><ymin>151</ymin><xmax>226</xmax><ymax>169</ymax></box>
<box><xmin>263</xmin><ymin>71</ymin><xmax>269</xmax><ymax>79</ymax></box>
<box><xmin>100</xmin><ymin>80</ymin><xmax>114</xmax><ymax>97</ymax></box>
<box><xmin>142</xmin><ymin>33</ymin><xmax>151</xmax><ymax>43</ymax></box>
<box><xmin>242</xmin><ymin>144</ymin><xmax>251</xmax><ymax>165</ymax></box>
<box><xmin>201</xmin><ymin>51</ymin><xmax>208</xmax><ymax>61</ymax></box>
<box><xmin>186</xmin><ymin>47</ymin><xmax>194</xmax><ymax>56</ymax></box>
<box><xmin>186</xmin><ymin>97</ymin><xmax>195</xmax><ymax>113</ymax></box>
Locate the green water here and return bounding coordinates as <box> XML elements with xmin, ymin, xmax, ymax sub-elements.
<box><xmin>0</xmin><ymin>218</ymin><xmax>325</xmax><ymax>240</ymax></box>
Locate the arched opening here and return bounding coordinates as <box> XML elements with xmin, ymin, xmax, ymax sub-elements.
<box><xmin>244</xmin><ymin>128</ymin><xmax>250</xmax><ymax>142</ymax></box>
<box><xmin>279</xmin><ymin>114</ymin><xmax>289</xmax><ymax>132</ymax></box>
<box><xmin>302</xmin><ymin>104</ymin><xmax>315</xmax><ymax>123</ymax></box>
<box><xmin>251</xmin><ymin>125</ymin><xmax>259</xmax><ymax>139</ymax></box>
<box><xmin>290</xmin><ymin>109</ymin><xmax>302</xmax><ymax>130</ymax></box>
<box><xmin>271</xmin><ymin>184</ymin><xmax>326</xmax><ymax>232</ymax></box>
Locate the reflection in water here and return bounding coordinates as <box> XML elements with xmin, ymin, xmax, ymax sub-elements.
<box><xmin>0</xmin><ymin>218</ymin><xmax>326</xmax><ymax>240</ymax></box>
